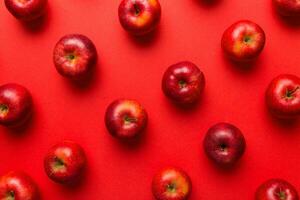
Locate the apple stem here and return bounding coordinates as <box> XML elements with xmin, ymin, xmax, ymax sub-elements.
<box><xmin>133</xmin><ymin>3</ymin><xmax>141</xmax><ymax>16</ymax></box>
<box><xmin>0</xmin><ymin>104</ymin><xmax>9</xmax><ymax>116</ymax></box>
<box><xmin>286</xmin><ymin>86</ymin><xmax>299</xmax><ymax>98</ymax></box>
<box><xmin>6</xmin><ymin>191</ymin><xmax>15</xmax><ymax>200</ymax></box>
<box><xmin>124</xmin><ymin>116</ymin><xmax>137</xmax><ymax>124</ymax></box>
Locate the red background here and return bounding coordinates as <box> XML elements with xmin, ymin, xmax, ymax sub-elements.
<box><xmin>0</xmin><ymin>0</ymin><xmax>300</xmax><ymax>199</ymax></box>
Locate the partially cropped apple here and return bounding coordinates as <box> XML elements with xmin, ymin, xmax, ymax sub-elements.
<box><xmin>152</xmin><ymin>167</ymin><xmax>192</xmax><ymax>200</ymax></box>
<box><xmin>0</xmin><ymin>83</ymin><xmax>32</xmax><ymax>127</ymax></box>
<box><xmin>221</xmin><ymin>20</ymin><xmax>266</xmax><ymax>62</ymax></box>
<box><xmin>0</xmin><ymin>171</ymin><xmax>39</xmax><ymax>200</ymax></box>
<box><xmin>44</xmin><ymin>141</ymin><xmax>87</xmax><ymax>184</ymax></box>
<box><xmin>53</xmin><ymin>34</ymin><xmax>98</xmax><ymax>80</ymax></box>
<box><xmin>118</xmin><ymin>0</ymin><xmax>161</xmax><ymax>35</ymax></box>
<box><xmin>4</xmin><ymin>0</ymin><xmax>47</xmax><ymax>21</ymax></box>
<box><xmin>105</xmin><ymin>99</ymin><xmax>148</xmax><ymax>139</ymax></box>
<box><xmin>256</xmin><ymin>179</ymin><xmax>299</xmax><ymax>200</ymax></box>
<box><xmin>162</xmin><ymin>61</ymin><xmax>205</xmax><ymax>106</ymax></box>
<box><xmin>273</xmin><ymin>0</ymin><xmax>300</xmax><ymax>17</ymax></box>
<box><xmin>266</xmin><ymin>74</ymin><xmax>300</xmax><ymax>119</ymax></box>
<box><xmin>203</xmin><ymin>123</ymin><xmax>246</xmax><ymax>168</ymax></box>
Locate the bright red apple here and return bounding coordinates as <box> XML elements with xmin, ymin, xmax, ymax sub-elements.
<box><xmin>118</xmin><ymin>0</ymin><xmax>161</xmax><ymax>35</ymax></box>
<box><xmin>0</xmin><ymin>83</ymin><xmax>32</xmax><ymax>127</ymax></box>
<box><xmin>203</xmin><ymin>122</ymin><xmax>246</xmax><ymax>168</ymax></box>
<box><xmin>273</xmin><ymin>0</ymin><xmax>300</xmax><ymax>17</ymax></box>
<box><xmin>105</xmin><ymin>99</ymin><xmax>148</xmax><ymax>139</ymax></box>
<box><xmin>0</xmin><ymin>171</ymin><xmax>39</xmax><ymax>200</ymax></box>
<box><xmin>266</xmin><ymin>74</ymin><xmax>300</xmax><ymax>119</ymax></box>
<box><xmin>162</xmin><ymin>61</ymin><xmax>205</xmax><ymax>106</ymax></box>
<box><xmin>44</xmin><ymin>141</ymin><xmax>87</xmax><ymax>184</ymax></box>
<box><xmin>221</xmin><ymin>20</ymin><xmax>266</xmax><ymax>62</ymax></box>
<box><xmin>4</xmin><ymin>0</ymin><xmax>47</xmax><ymax>21</ymax></box>
<box><xmin>256</xmin><ymin>179</ymin><xmax>299</xmax><ymax>200</ymax></box>
<box><xmin>152</xmin><ymin>167</ymin><xmax>192</xmax><ymax>200</ymax></box>
<box><xmin>53</xmin><ymin>34</ymin><xmax>98</xmax><ymax>80</ymax></box>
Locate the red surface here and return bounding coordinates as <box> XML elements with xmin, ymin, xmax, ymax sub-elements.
<box><xmin>0</xmin><ymin>0</ymin><xmax>300</xmax><ymax>199</ymax></box>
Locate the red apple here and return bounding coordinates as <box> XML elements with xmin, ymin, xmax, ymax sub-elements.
<box><xmin>118</xmin><ymin>0</ymin><xmax>161</xmax><ymax>35</ymax></box>
<box><xmin>0</xmin><ymin>83</ymin><xmax>32</xmax><ymax>127</ymax></box>
<box><xmin>221</xmin><ymin>20</ymin><xmax>266</xmax><ymax>62</ymax></box>
<box><xmin>273</xmin><ymin>0</ymin><xmax>300</xmax><ymax>17</ymax></box>
<box><xmin>44</xmin><ymin>141</ymin><xmax>87</xmax><ymax>184</ymax></box>
<box><xmin>256</xmin><ymin>179</ymin><xmax>299</xmax><ymax>200</ymax></box>
<box><xmin>53</xmin><ymin>34</ymin><xmax>98</xmax><ymax>80</ymax></box>
<box><xmin>203</xmin><ymin>123</ymin><xmax>246</xmax><ymax>168</ymax></box>
<box><xmin>4</xmin><ymin>0</ymin><xmax>47</xmax><ymax>21</ymax></box>
<box><xmin>105</xmin><ymin>99</ymin><xmax>148</xmax><ymax>139</ymax></box>
<box><xmin>266</xmin><ymin>74</ymin><xmax>300</xmax><ymax>119</ymax></box>
<box><xmin>162</xmin><ymin>61</ymin><xmax>205</xmax><ymax>106</ymax></box>
<box><xmin>152</xmin><ymin>167</ymin><xmax>192</xmax><ymax>200</ymax></box>
<box><xmin>0</xmin><ymin>171</ymin><xmax>39</xmax><ymax>200</ymax></box>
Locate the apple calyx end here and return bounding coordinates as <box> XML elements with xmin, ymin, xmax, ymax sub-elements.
<box><xmin>243</xmin><ymin>35</ymin><xmax>252</xmax><ymax>44</ymax></box>
<box><xmin>178</xmin><ymin>80</ymin><xmax>187</xmax><ymax>89</ymax></box>
<box><xmin>166</xmin><ymin>182</ymin><xmax>177</xmax><ymax>193</ymax></box>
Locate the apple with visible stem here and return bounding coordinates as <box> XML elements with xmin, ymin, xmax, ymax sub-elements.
<box><xmin>266</xmin><ymin>74</ymin><xmax>300</xmax><ymax>119</ymax></box>
<box><xmin>273</xmin><ymin>0</ymin><xmax>300</xmax><ymax>17</ymax></box>
<box><xmin>4</xmin><ymin>0</ymin><xmax>47</xmax><ymax>21</ymax></box>
<box><xmin>0</xmin><ymin>171</ymin><xmax>39</xmax><ymax>200</ymax></box>
<box><xmin>105</xmin><ymin>99</ymin><xmax>148</xmax><ymax>139</ymax></box>
<box><xmin>152</xmin><ymin>167</ymin><xmax>192</xmax><ymax>200</ymax></box>
<box><xmin>162</xmin><ymin>61</ymin><xmax>205</xmax><ymax>106</ymax></box>
<box><xmin>256</xmin><ymin>179</ymin><xmax>299</xmax><ymax>200</ymax></box>
<box><xmin>221</xmin><ymin>20</ymin><xmax>266</xmax><ymax>62</ymax></box>
<box><xmin>53</xmin><ymin>34</ymin><xmax>97</xmax><ymax>81</ymax></box>
<box><xmin>44</xmin><ymin>141</ymin><xmax>87</xmax><ymax>184</ymax></box>
<box><xmin>0</xmin><ymin>83</ymin><xmax>32</xmax><ymax>127</ymax></box>
<box><xmin>118</xmin><ymin>0</ymin><xmax>161</xmax><ymax>36</ymax></box>
<box><xmin>203</xmin><ymin>122</ymin><xmax>246</xmax><ymax>168</ymax></box>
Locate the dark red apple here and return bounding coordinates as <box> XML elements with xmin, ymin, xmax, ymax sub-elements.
<box><xmin>44</xmin><ymin>141</ymin><xmax>87</xmax><ymax>184</ymax></box>
<box><xmin>162</xmin><ymin>61</ymin><xmax>205</xmax><ymax>106</ymax></box>
<box><xmin>203</xmin><ymin>122</ymin><xmax>246</xmax><ymax>167</ymax></box>
<box><xmin>221</xmin><ymin>20</ymin><xmax>266</xmax><ymax>62</ymax></box>
<box><xmin>273</xmin><ymin>0</ymin><xmax>300</xmax><ymax>17</ymax></box>
<box><xmin>118</xmin><ymin>0</ymin><xmax>161</xmax><ymax>35</ymax></box>
<box><xmin>256</xmin><ymin>179</ymin><xmax>299</xmax><ymax>200</ymax></box>
<box><xmin>0</xmin><ymin>171</ymin><xmax>39</xmax><ymax>200</ymax></box>
<box><xmin>53</xmin><ymin>34</ymin><xmax>97</xmax><ymax>80</ymax></box>
<box><xmin>266</xmin><ymin>74</ymin><xmax>300</xmax><ymax>119</ymax></box>
<box><xmin>4</xmin><ymin>0</ymin><xmax>47</xmax><ymax>21</ymax></box>
<box><xmin>152</xmin><ymin>167</ymin><xmax>192</xmax><ymax>200</ymax></box>
<box><xmin>0</xmin><ymin>83</ymin><xmax>32</xmax><ymax>127</ymax></box>
<box><xmin>105</xmin><ymin>99</ymin><xmax>148</xmax><ymax>139</ymax></box>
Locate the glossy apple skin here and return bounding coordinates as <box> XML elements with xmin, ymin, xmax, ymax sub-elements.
<box><xmin>256</xmin><ymin>179</ymin><xmax>299</xmax><ymax>200</ymax></box>
<box><xmin>162</xmin><ymin>61</ymin><xmax>205</xmax><ymax>106</ymax></box>
<box><xmin>53</xmin><ymin>34</ymin><xmax>97</xmax><ymax>80</ymax></box>
<box><xmin>44</xmin><ymin>141</ymin><xmax>87</xmax><ymax>184</ymax></box>
<box><xmin>152</xmin><ymin>167</ymin><xmax>192</xmax><ymax>200</ymax></box>
<box><xmin>0</xmin><ymin>83</ymin><xmax>32</xmax><ymax>127</ymax></box>
<box><xmin>4</xmin><ymin>0</ymin><xmax>47</xmax><ymax>21</ymax></box>
<box><xmin>221</xmin><ymin>20</ymin><xmax>266</xmax><ymax>62</ymax></box>
<box><xmin>118</xmin><ymin>0</ymin><xmax>161</xmax><ymax>35</ymax></box>
<box><xmin>273</xmin><ymin>0</ymin><xmax>300</xmax><ymax>17</ymax></box>
<box><xmin>105</xmin><ymin>99</ymin><xmax>148</xmax><ymax>139</ymax></box>
<box><xmin>0</xmin><ymin>171</ymin><xmax>39</xmax><ymax>200</ymax></box>
<box><xmin>266</xmin><ymin>74</ymin><xmax>300</xmax><ymax>119</ymax></box>
<box><xmin>203</xmin><ymin>123</ymin><xmax>246</xmax><ymax>167</ymax></box>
